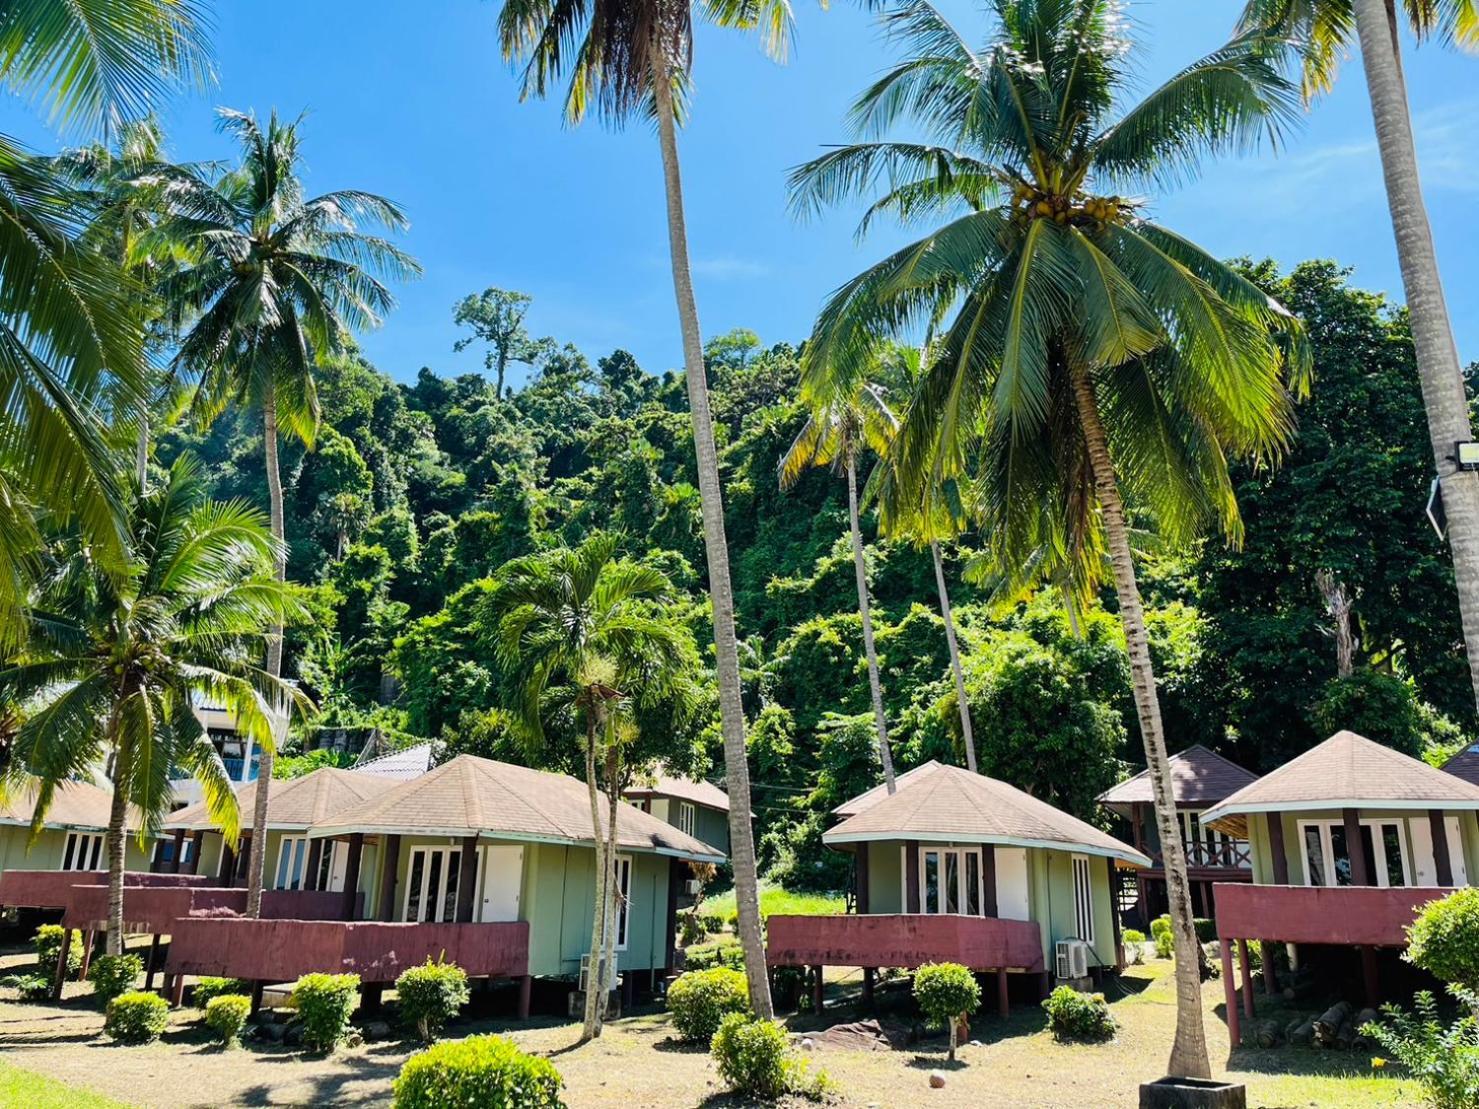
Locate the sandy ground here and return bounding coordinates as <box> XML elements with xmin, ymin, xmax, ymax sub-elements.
<box><xmin>0</xmin><ymin>946</ymin><xmax>1420</xmax><ymax>1107</ymax></box>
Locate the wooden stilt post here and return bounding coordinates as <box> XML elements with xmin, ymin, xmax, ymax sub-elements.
<box><xmin>862</xmin><ymin>967</ymin><xmax>875</xmax><ymax>1008</ymax></box>
<box><xmin>1361</xmin><ymin>947</ymin><xmax>1380</xmax><ymax>1007</ymax></box>
<box><xmin>1261</xmin><ymin>941</ymin><xmax>1276</xmax><ymax>995</ymax></box>
<box><xmin>1220</xmin><ymin>938</ymin><xmax>1239</xmax><ymax>1047</ymax></box>
<box><xmin>812</xmin><ymin>965</ymin><xmax>824</xmax><ymax>1013</ymax></box>
<box><xmin>996</xmin><ymin>968</ymin><xmax>1009</xmax><ymax>1019</ymax></box>
<box><xmin>144</xmin><ymin>934</ymin><xmax>162</xmax><ymax>991</ymax></box>
<box><xmin>169</xmin><ymin>974</ymin><xmax>186</xmax><ymax>1007</ymax></box>
<box><xmin>78</xmin><ymin>930</ymin><xmax>96</xmax><ymax>980</ymax></box>
<box><xmin>1237</xmin><ymin>938</ymin><xmax>1254</xmax><ymax>1020</ymax></box>
<box><xmin>249</xmin><ymin>980</ymin><xmax>265</xmax><ymax>1017</ymax></box>
<box><xmin>50</xmin><ymin>928</ymin><xmax>73</xmax><ymax>1000</ymax></box>
<box><xmin>517</xmin><ymin>975</ymin><xmax>533</xmax><ymax>1021</ymax></box>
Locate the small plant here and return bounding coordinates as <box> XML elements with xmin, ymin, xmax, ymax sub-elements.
<box><xmin>1407</xmin><ymin>889</ymin><xmax>1479</xmax><ymax>991</ymax></box>
<box><xmin>912</xmin><ymin>962</ymin><xmax>981</xmax><ymax>1061</ymax></box>
<box><xmin>666</xmin><ymin>966</ymin><xmax>751</xmax><ymax>1042</ymax></box>
<box><xmin>88</xmin><ymin>954</ymin><xmax>143</xmax><ymax>1005</ymax></box>
<box><xmin>193</xmin><ymin>976</ymin><xmax>250</xmax><ymax>1009</ymax></box>
<box><xmin>1043</xmin><ymin>985</ymin><xmax>1116</xmax><ymax>1042</ymax></box>
<box><xmin>1123</xmin><ymin>929</ymin><xmax>1146</xmax><ymax>965</ymax></box>
<box><xmin>1361</xmin><ymin>986</ymin><xmax>1479</xmax><ymax>1109</ymax></box>
<box><xmin>291</xmin><ymin>972</ymin><xmax>360</xmax><ymax>1054</ymax></box>
<box><xmin>104</xmin><ymin>991</ymin><xmax>170</xmax><ymax>1044</ymax></box>
<box><xmin>15</xmin><ymin>973</ymin><xmax>53</xmax><ymax>1000</ymax></box>
<box><xmin>711</xmin><ymin>1013</ymin><xmax>829</xmax><ymax>1101</ymax></box>
<box><xmin>1151</xmin><ymin>915</ymin><xmax>1174</xmax><ymax>959</ymax></box>
<box><xmin>205</xmin><ymin>994</ymin><xmax>252</xmax><ymax>1047</ymax></box>
<box><xmin>395</xmin><ymin>958</ymin><xmax>470</xmax><ymax>1042</ymax></box>
<box><xmin>392</xmin><ymin>1034</ymin><xmax>566</xmax><ymax>1109</ymax></box>
<box><xmin>34</xmin><ymin>924</ymin><xmax>82</xmax><ymax>980</ymax></box>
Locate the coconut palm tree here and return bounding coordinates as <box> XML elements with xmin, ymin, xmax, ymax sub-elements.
<box><xmin>0</xmin><ymin>455</ymin><xmax>309</xmax><ymax>953</ymax></box>
<box><xmin>780</xmin><ymin>378</ymin><xmax>900</xmax><ymax>792</ymax></box>
<box><xmin>791</xmin><ymin>0</ymin><xmax>1309</xmax><ymax>1078</ymax></box>
<box><xmin>159</xmin><ymin>108</ymin><xmax>419</xmax><ymax>916</ymax></box>
<box><xmin>497</xmin><ymin>0</ymin><xmax>797</xmax><ymax>1019</ymax></box>
<box><xmin>0</xmin><ymin>0</ymin><xmax>211</xmax><ymax>650</ymax></box>
<box><xmin>491</xmin><ymin>533</ymin><xmax>698</xmax><ymax>1042</ymax></box>
<box><xmin>1238</xmin><ymin>0</ymin><xmax>1479</xmax><ymax>710</ymax></box>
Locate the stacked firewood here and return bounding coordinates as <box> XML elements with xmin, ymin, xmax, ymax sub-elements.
<box><xmin>1244</xmin><ymin>1000</ymin><xmax>1381</xmax><ymax>1051</ymax></box>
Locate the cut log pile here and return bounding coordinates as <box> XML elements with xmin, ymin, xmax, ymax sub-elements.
<box><xmin>1242</xmin><ymin>1000</ymin><xmax>1382</xmax><ymax>1051</ymax></box>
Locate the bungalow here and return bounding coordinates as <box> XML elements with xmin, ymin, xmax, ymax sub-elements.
<box><xmin>765</xmin><ymin>761</ymin><xmax>1150</xmax><ymax>1014</ymax></box>
<box><xmin>0</xmin><ymin>780</ymin><xmax>152</xmax><ymax>880</ymax></box>
<box><xmin>1201</xmin><ymin>730</ymin><xmax>1479</xmax><ymax>1044</ymax></box>
<box><xmin>623</xmin><ymin>771</ymin><xmax>731</xmax><ymax>855</ymax></box>
<box><xmin>1096</xmin><ymin>745</ymin><xmax>1258</xmax><ymax>926</ymax></box>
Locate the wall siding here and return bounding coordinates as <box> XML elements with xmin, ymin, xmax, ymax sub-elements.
<box><xmin>0</xmin><ymin>826</ymin><xmax>151</xmax><ymax>874</ymax></box>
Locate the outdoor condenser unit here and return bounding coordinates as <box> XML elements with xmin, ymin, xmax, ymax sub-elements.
<box><xmin>1055</xmin><ymin>939</ymin><xmax>1090</xmax><ymax>980</ymax></box>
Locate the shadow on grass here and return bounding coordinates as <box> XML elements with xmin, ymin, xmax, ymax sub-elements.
<box><xmin>651</xmin><ymin>1035</ymin><xmax>708</xmax><ymax>1053</ymax></box>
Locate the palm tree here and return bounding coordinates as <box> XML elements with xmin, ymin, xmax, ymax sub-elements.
<box><xmin>791</xmin><ymin>0</ymin><xmax>1309</xmax><ymax>1078</ymax></box>
<box><xmin>491</xmin><ymin>533</ymin><xmax>698</xmax><ymax>1042</ymax></box>
<box><xmin>159</xmin><ymin>108</ymin><xmax>419</xmax><ymax>916</ymax></box>
<box><xmin>1238</xmin><ymin>1</ymin><xmax>1479</xmax><ymax>711</ymax></box>
<box><xmin>0</xmin><ymin>0</ymin><xmax>211</xmax><ymax>650</ymax></box>
<box><xmin>780</xmin><ymin>379</ymin><xmax>899</xmax><ymax>793</ymax></box>
<box><xmin>497</xmin><ymin>0</ymin><xmax>796</xmax><ymax>1019</ymax></box>
<box><xmin>0</xmin><ymin>456</ymin><xmax>309</xmax><ymax>953</ymax></box>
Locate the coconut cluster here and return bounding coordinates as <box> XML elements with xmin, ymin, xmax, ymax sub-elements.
<box><xmin>1010</xmin><ymin>184</ymin><xmax>1124</xmax><ymax>227</ymax></box>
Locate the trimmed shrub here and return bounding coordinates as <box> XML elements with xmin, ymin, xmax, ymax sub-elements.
<box><xmin>1407</xmin><ymin>888</ymin><xmax>1479</xmax><ymax>990</ymax></box>
<box><xmin>392</xmin><ymin>1034</ymin><xmax>566</xmax><ymax>1109</ymax></box>
<box><xmin>205</xmin><ymin>994</ymin><xmax>252</xmax><ymax>1047</ymax></box>
<box><xmin>711</xmin><ymin>1013</ymin><xmax>829</xmax><ymax>1101</ymax></box>
<box><xmin>104</xmin><ymin>990</ymin><xmax>169</xmax><ymax>1044</ymax></box>
<box><xmin>35</xmin><ymin>924</ymin><xmax>82</xmax><ymax>980</ymax></box>
<box><xmin>291</xmin><ymin>972</ymin><xmax>360</xmax><ymax>1053</ymax></box>
<box><xmin>89</xmin><ymin>954</ymin><xmax>143</xmax><ymax>1004</ymax></box>
<box><xmin>912</xmin><ymin>962</ymin><xmax>981</xmax><ymax>1060</ymax></box>
<box><xmin>193</xmin><ymin>976</ymin><xmax>249</xmax><ymax>1009</ymax></box>
<box><xmin>395</xmin><ymin>958</ymin><xmax>470</xmax><ymax>1042</ymax></box>
<box><xmin>1043</xmin><ymin>986</ymin><xmax>1116</xmax><ymax>1042</ymax></box>
<box><xmin>1151</xmin><ymin>915</ymin><xmax>1174</xmax><ymax>959</ymax></box>
<box><xmin>1123</xmin><ymin>928</ymin><xmax>1146</xmax><ymax>965</ymax></box>
<box><xmin>666</xmin><ymin>967</ymin><xmax>751</xmax><ymax>1042</ymax></box>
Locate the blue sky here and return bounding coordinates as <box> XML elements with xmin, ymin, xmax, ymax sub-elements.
<box><xmin>1</xmin><ymin>1</ymin><xmax>1475</xmax><ymax>386</ymax></box>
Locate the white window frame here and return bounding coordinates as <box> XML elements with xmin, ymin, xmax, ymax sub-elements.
<box><xmin>151</xmin><ymin>837</ymin><xmax>195</xmax><ymax>870</ymax></box>
<box><xmin>402</xmin><ymin>845</ymin><xmax>464</xmax><ymax>923</ymax></box>
<box><xmin>274</xmin><ymin>836</ymin><xmax>309</xmax><ymax>891</ymax></box>
<box><xmin>1071</xmin><ymin>854</ymin><xmax>1095</xmax><ymax>944</ymax></box>
<box><xmin>1297</xmin><ymin>818</ymin><xmax>1412</xmax><ymax>889</ymax></box>
<box><xmin>62</xmin><ymin>832</ymin><xmax>104</xmax><ymax>871</ymax></box>
<box><xmin>910</xmin><ymin>845</ymin><xmax>986</xmax><ymax>917</ymax></box>
<box><xmin>677</xmin><ymin>801</ymin><xmax>696</xmax><ymax>837</ymax></box>
<box><xmin>611</xmin><ymin>854</ymin><xmax>633</xmax><ymax>950</ymax></box>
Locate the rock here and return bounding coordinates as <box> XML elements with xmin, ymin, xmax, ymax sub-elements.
<box><xmin>928</xmin><ymin>1071</ymin><xmax>946</xmax><ymax>1089</ymax></box>
<box><xmin>969</xmin><ymin>1039</ymin><xmax>982</xmax><ymax>1048</ymax></box>
<box><xmin>800</xmin><ymin>1038</ymin><xmax>814</xmax><ymax>1051</ymax></box>
<box><xmin>362</xmin><ymin>1021</ymin><xmax>392</xmax><ymax>1040</ymax></box>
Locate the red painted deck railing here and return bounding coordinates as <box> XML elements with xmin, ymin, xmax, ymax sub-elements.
<box><xmin>766</xmin><ymin>913</ymin><xmax>1045</xmax><ymax>973</ymax></box>
<box><xmin>0</xmin><ymin>870</ymin><xmax>212</xmax><ymax>910</ymax></box>
<box><xmin>1214</xmin><ymin>882</ymin><xmax>1455</xmax><ymax>946</ymax></box>
<box><xmin>163</xmin><ymin>918</ymin><xmax>531</xmax><ymax>983</ymax></box>
<box><xmin>60</xmin><ymin>884</ymin><xmax>360</xmax><ymax>931</ymax></box>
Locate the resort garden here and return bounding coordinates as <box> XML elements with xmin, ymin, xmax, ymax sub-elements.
<box><xmin>0</xmin><ymin>0</ymin><xmax>1478</xmax><ymax>1106</ymax></box>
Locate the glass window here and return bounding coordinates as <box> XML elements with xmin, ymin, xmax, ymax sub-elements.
<box><xmin>1303</xmin><ymin>825</ymin><xmax>1327</xmax><ymax>886</ymax></box>
<box><xmin>1072</xmin><ymin>855</ymin><xmax>1095</xmax><ymax>944</ymax></box>
<box><xmin>1380</xmin><ymin>824</ymin><xmax>1407</xmax><ymax>887</ymax></box>
<box><xmin>1330</xmin><ymin>825</ymin><xmax>1352</xmax><ymax>886</ymax></box>
<box><xmin>441</xmin><ymin>853</ymin><xmax>461</xmax><ymax>921</ymax></box>
<box><xmin>965</xmin><ymin>853</ymin><xmax>982</xmax><ymax>917</ymax></box>
<box><xmin>678</xmin><ymin>803</ymin><xmax>696</xmax><ymax>837</ymax></box>
<box><xmin>944</xmin><ymin>852</ymin><xmax>961</xmax><ymax>915</ymax></box>
<box><xmin>615</xmin><ymin>856</ymin><xmax>632</xmax><ymax>949</ymax></box>
<box><xmin>274</xmin><ymin>837</ymin><xmax>308</xmax><ymax>891</ymax></box>
<box><xmin>406</xmin><ymin>851</ymin><xmax>426</xmax><ymax>921</ymax></box>
<box><xmin>923</xmin><ymin>851</ymin><xmax>940</xmax><ymax>914</ymax></box>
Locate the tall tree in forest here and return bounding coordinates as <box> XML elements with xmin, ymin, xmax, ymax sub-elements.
<box><xmin>452</xmin><ymin>286</ymin><xmax>554</xmax><ymax>397</ymax></box>
<box><xmin>497</xmin><ymin>0</ymin><xmax>798</xmax><ymax>1018</ymax></box>
<box><xmin>780</xmin><ymin>377</ymin><xmax>899</xmax><ymax>792</ymax></box>
<box><xmin>0</xmin><ymin>456</ymin><xmax>307</xmax><ymax>954</ymax></box>
<box><xmin>160</xmin><ymin>109</ymin><xmax>418</xmax><ymax>916</ymax></box>
<box><xmin>1238</xmin><ymin>0</ymin><xmax>1479</xmax><ymax>711</ymax></box>
<box><xmin>491</xmin><ymin>533</ymin><xmax>698</xmax><ymax>1041</ymax></box>
<box><xmin>792</xmin><ymin>0</ymin><xmax>1308</xmax><ymax>1078</ymax></box>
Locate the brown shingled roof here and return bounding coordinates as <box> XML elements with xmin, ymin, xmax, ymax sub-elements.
<box><xmin>1097</xmin><ymin>746</ymin><xmax>1260</xmax><ymax>811</ymax></box>
<box><xmin>824</xmin><ymin>763</ymin><xmax>1149</xmax><ymax>866</ymax></box>
<box><xmin>1203</xmin><ymin>730</ymin><xmax>1479</xmax><ymax>829</ymax></box>
<box><xmin>832</xmin><ymin>761</ymin><xmax>948</xmax><ymax>817</ymax></box>
<box><xmin>624</xmin><ymin>772</ymin><xmax>730</xmax><ymax>812</ymax></box>
<box><xmin>164</xmin><ymin>768</ymin><xmax>401</xmax><ymax>832</ymax></box>
<box><xmin>310</xmin><ymin>755</ymin><xmax>725</xmax><ymax>863</ymax></box>
<box><xmin>1442</xmin><ymin>745</ymin><xmax>1479</xmax><ymax>788</ymax></box>
<box><xmin>0</xmin><ymin>779</ymin><xmax>144</xmax><ymax>833</ymax></box>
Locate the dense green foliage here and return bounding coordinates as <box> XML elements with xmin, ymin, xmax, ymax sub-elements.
<box><xmin>204</xmin><ymin>994</ymin><xmax>252</xmax><ymax>1047</ymax></box>
<box><xmin>710</xmin><ymin>1013</ymin><xmax>827</xmax><ymax>1101</ymax></box>
<box><xmin>1362</xmin><ymin>987</ymin><xmax>1479</xmax><ymax>1109</ymax></box>
<box><xmin>88</xmin><ymin>955</ymin><xmax>142</xmax><ymax>1004</ymax></box>
<box><xmin>666</xmin><ymin>967</ymin><xmax>752</xmax><ymax>1042</ymax></box>
<box><xmin>1406</xmin><ymin>889</ymin><xmax>1479</xmax><ymax>990</ymax></box>
<box><xmin>34</xmin><ymin>926</ymin><xmax>81</xmax><ymax>981</ymax></box>
<box><xmin>395</xmin><ymin>959</ymin><xmax>470</xmax><ymax>1042</ymax></box>
<box><xmin>290</xmin><ymin>973</ymin><xmax>360</xmax><ymax>1053</ymax></box>
<box><xmin>392</xmin><ymin>1035</ymin><xmax>566</xmax><ymax>1109</ymax></box>
<box><xmin>1043</xmin><ymin>987</ymin><xmax>1116</xmax><ymax>1042</ymax></box>
<box><xmin>192</xmin><ymin>977</ymin><xmax>250</xmax><ymax>1009</ymax></box>
<box><xmin>104</xmin><ymin>991</ymin><xmax>169</xmax><ymax>1044</ymax></box>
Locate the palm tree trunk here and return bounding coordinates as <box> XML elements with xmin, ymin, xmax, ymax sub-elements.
<box><xmin>650</xmin><ymin>45</ymin><xmax>772</xmax><ymax>1019</ymax></box>
<box><xmin>1071</xmin><ymin>369</ymin><xmax>1210</xmax><ymax>1080</ymax></box>
<box><xmin>135</xmin><ymin>409</ymin><xmax>148</xmax><ymax>489</ymax></box>
<box><xmin>582</xmin><ymin>711</ymin><xmax>608</xmax><ymax>1042</ymax></box>
<box><xmin>1351</xmin><ymin>0</ymin><xmax>1479</xmax><ymax>713</ymax></box>
<box><xmin>105</xmin><ymin>741</ymin><xmax>129</xmax><ymax>957</ymax></box>
<box><xmin>597</xmin><ymin>735</ymin><xmax>622</xmax><ymax>1039</ymax></box>
<box><xmin>847</xmin><ymin>458</ymin><xmax>896</xmax><ymax>792</ymax></box>
<box><xmin>931</xmin><ymin>540</ymin><xmax>976</xmax><ymax>773</ymax></box>
<box><xmin>245</xmin><ymin>379</ymin><xmax>284</xmax><ymax>919</ymax></box>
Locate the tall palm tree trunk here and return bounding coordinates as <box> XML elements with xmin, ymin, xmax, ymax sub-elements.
<box><xmin>847</xmin><ymin>458</ymin><xmax>896</xmax><ymax>792</ymax></box>
<box><xmin>1351</xmin><ymin>0</ymin><xmax>1479</xmax><ymax>712</ymax></box>
<box><xmin>650</xmin><ymin>45</ymin><xmax>772</xmax><ymax>1019</ymax></box>
<box><xmin>597</xmin><ymin>736</ymin><xmax>623</xmax><ymax>1039</ymax></box>
<box><xmin>582</xmin><ymin>712</ymin><xmax>609</xmax><ymax>1042</ymax></box>
<box><xmin>245</xmin><ymin>379</ymin><xmax>284</xmax><ymax>919</ymax></box>
<box><xmin>1072</xmin><ymin>369</ymin><xmax>1210</xmax><ymax>1079</ymax></box>
<box><xmin>931</xmin><ymin>539</ymin><xmax>976</xmax><ymax>773</ymax></box>
<box><xmin>105</xmin><ymin>737</ymin><xmax>129</xmax><ymax>957</ymax></box>
<box><xmin>135</xmin><ymin>409</ymin><xmax>149</xmax><ymax>489</ymax></box>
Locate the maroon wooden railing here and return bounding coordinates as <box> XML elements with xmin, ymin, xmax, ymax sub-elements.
<box><xmin>163</xmin><ymin>918</ymin><xmax>531</xmax><ymax>983</ymax></box>
<box><xmin>1214</xmin><ymin>882</ymin><xmax>1454</xmax><ymax>945</ymax></box>
<box><xmin>0</xmin><ymin>870</ymin><xmax>212</xmax><ymax>910</ymax></box>
<box><xmin>766</xmin><ymin>913</ymin><xmax>1046</xmax><ymax>973</ymax></box>
<box><xmin>60</xmin><ymin>884</ymin><xmax>361</xmax><ymax>931</ymax></box>
<box><xmin>1147</xmin><ymin>840</ymin><xmax>1251</xmax><ymax>870</ymax></box>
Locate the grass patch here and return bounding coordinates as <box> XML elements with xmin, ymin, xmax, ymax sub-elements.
<box><xmin>703</xmin><ymin>883</ymin><xmax>846</xmax><ymax>924</ymax></box>
<box><xmin>0</xmin><ymin>1059</ymin><xmax>133</xmax><ymax>1109</ymax></box>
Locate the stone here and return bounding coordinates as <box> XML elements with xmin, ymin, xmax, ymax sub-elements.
<box><xmin>800</xmin><ymin>1038</ymin><xmax>814</xmax><ymax>1051</ymax></box>
<box><xmin>362</xmin><ymin>1020</ymin><xmax>392</xmax><ymax>1040</ymax></box>
<box><xmin>928</xmin><ymin>1071</ymin><xmax>947</xmax><ymax>1089</ymax></box>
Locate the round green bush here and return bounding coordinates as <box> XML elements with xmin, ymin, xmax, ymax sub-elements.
<box><xmin>666</xmin><ymin>967</ymin><xmax>751</xmax><ymax>1042</ymax></box>
<box><xmin>34</xmin><ymin>924</ymin><xmax>82</xmax><ymax>980</ymax></box>
<box><xmin>89</xmin><ymin>954</ymin><xmax>143</xmax><ymax>1005</ymax></box>
<box><xmin>912</xmin><ymin>962</ymin><xmax>981</xmax><ymax>1059</ymax></box>
<box><xmin>1042</xmin><ymin>985</ymin><xmax>1116</xmax><ymax>1042</ymax></box>
<box><xmin>710</xmin><ymin>1013</ymin><xmax>790</xmax><ymax>1100</ymax></box>
<box><xmin>290</xmin><ymin>972</ymin><xmax>360</xmax><ymax>1054</ymax></box>
<box><xmin>104</xmin><ymin>990</ymin><xmax>169</xmax><ymax>1044</ymax></box>
<box><xmin>193</xmin><ymin>976</ymin><xmax>249</xmax><ymax>1010</ymax></box>
<box><xmin>1407</xmin><ymin>888</ymin><xmax>1479</xmax><ymax>989</ymax></box>
<box><xmin>392</xmin><ymin>1034</ymin><xmax>566</xmax><ymax>1109</ymax></box>
<box><xmin>205</xmin><ymin>994</ymin><xmax>252</xmax><ymax>1047</ymax></box>
<box><xmin>395</xmin><ymin>958</ymin><xmax>470</xmax><ymax>1042</ymax></box>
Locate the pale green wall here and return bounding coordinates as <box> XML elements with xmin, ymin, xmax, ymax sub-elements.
<box><xmin>646</xmin><ymin>798</ymin><xmax>729</xmax><ymax>856</ymax></box>
<box><xmin>1248</xmin><ymin>809</ymin><xmax>1479</xmax><ymax>886</ymax></box>
<box><xmin>0</xmin><ymin>825</ymin><xmax>151</xmax><ymax>873</ymax></box>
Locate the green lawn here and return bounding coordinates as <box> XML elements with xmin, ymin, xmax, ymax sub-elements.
<box><xmin>0</xmin><ymin>1059</ymin><xmax>132</xmax><ymax>1109</ymax></box>
<box><xmin>702</xmin><ymin>882</ymin><xmax>846</xmax><ymax>923</ymax></box>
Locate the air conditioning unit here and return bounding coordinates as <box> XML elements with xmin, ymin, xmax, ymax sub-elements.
<box><xmin>1055</xmin><ymin>939</ymin><xmax>1090</xmax><ymax>980</ymax></box>
<box><xmin>578</xmin><ymin>953</ymin><xmax>595</xmax><ymax>993</ymax></box>
<box><xmin>685</xmin><ymin>878</ymin><xmax>702</xmax><ymax>896</ymax></box>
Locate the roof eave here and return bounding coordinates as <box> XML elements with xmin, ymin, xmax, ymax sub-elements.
<box><xmin>821</xmin><ymin>828</ymin><xmax>1150</xmax><ymax>868</ymax></box>
<box><xmin>1202</xmin><ymin>798</ymin><xmax>1479</xmax><ymax>825</ymax></box>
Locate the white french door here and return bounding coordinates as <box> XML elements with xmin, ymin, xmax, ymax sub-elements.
<box><xmin>476</xmin><ymin>845</ymin><xmax>524</xmax><ymax>922</ymax></box>
<box><xmin>403</xmin><ymin>846</ymin><xmax>466</xmax><ymax>923</ymax></box>
<box><xmin>914</xmin><ymin>846</ymin><xmax>985</xmax><ymax>916</ymax></box>
<box><xmin>1298</xmin><ymin>819</ymin><xmax>1411</xmax><ymax>888</ymax></box>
